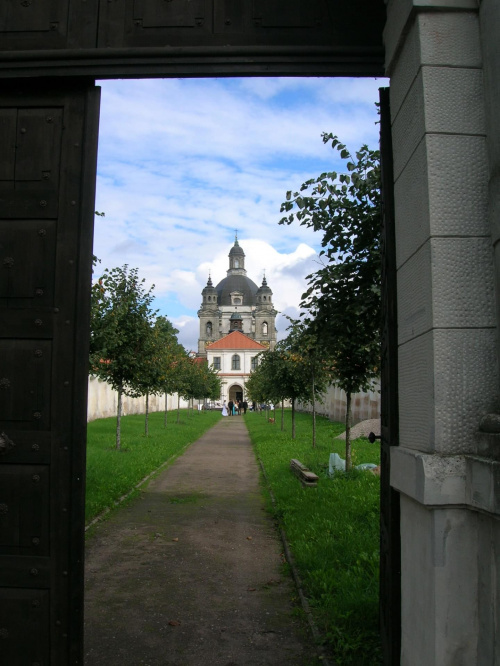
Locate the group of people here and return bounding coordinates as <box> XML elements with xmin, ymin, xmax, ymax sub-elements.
<box><xmin>222</xmin><ymin>399</ymin><xmax>248</xmax><ymax>416</ymax></box>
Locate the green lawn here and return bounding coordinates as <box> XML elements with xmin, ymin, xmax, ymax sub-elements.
<box><xmin>85</xmin><ymin>408</ymin><xmax>222</xmax><ymax>522</ymax></box>
<box><xmin>244</xmin><ymin>408</ymin><xmax>382</xmax><ymax>666</ymax></box>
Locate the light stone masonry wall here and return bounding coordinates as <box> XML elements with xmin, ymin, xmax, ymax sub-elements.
<box><xmin>297</xmin><ymin>383</ymin><xmax>380</xmax><ymax>425</ymax></box>
<box><xmin>87</xmin><ymin>376</ymin><xmax>189</xmax><ymax>422</ymax></box>
<box><xmin>385</xmin><ymin>1</ymin><xmax>500</xmax><ymax>664</ymax></box>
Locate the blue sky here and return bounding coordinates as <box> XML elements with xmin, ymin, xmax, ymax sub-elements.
<box><xmin>93</xmin><ymin>77</ymin><xmax>387</xmax><ymax>351</ymax></box>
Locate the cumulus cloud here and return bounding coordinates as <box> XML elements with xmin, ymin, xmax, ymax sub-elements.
<box><xmin>93</xmin><ymin>76</ymin><xmax>386</xmax><ymax>351</ymax></box>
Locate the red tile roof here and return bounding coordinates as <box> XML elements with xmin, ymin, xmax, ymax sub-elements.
<box><xmin>206</xmin><ymin>331</ymin><xmax>267</xmax><ymax>351</ymax></box>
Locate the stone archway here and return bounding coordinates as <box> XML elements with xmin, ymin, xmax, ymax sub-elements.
<box><xmin>228</xmin><ymin>384</ymin><xmax>244</xmax><ymax>404</ymax></box>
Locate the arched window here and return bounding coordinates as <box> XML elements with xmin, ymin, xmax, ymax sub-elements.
<box><xmin>262</xmin><ymin>322</ymin><xmax>268</xmax><ymax>335</ymax></box>
<box><xmin>206</xmin><ymin>321</ymin><xmax>212</xmax><ymax>337</ymax></box>
<box><xmin>232</xmin><ymin>354</ymin><xmax>241</xmax><ymax>370</ymax></box>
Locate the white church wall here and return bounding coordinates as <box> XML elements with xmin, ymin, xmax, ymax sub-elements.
<box><xmin>87</xmin><ymin>376</ymin><xmax>189</xmax><ymax>422</ymax></box>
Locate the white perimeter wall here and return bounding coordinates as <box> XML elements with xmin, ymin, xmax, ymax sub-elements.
<box><xmin>297</xmin><ymin>382</ymin><xmax>380</xmax><ymax>424</ymax></box>
<box><xmin>87</xmin><ymin>376</ymin><xmax>190</xmax><ymax>422</ymax></box>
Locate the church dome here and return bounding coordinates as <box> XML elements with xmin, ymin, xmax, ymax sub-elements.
<box><xmin>256</xmin><ymin>275</ymin><xmax>272</xmax><ymax>295</ymax></box>
<box><xmin>215</xmin><ymin>274</ymin><xmax>259</xmax><ymax>306</ymax></box>
<box><xmin>230</xmin><ymin>310</ymin><xmax>243</xmax><ymax>321</ymax></box>
<box><xmin>229</xmin><ymin>237</ymin><xmax>245</xmax><ymax>257</ymax></box>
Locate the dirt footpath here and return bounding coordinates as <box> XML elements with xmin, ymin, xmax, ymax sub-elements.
<box><xmin>84</xmin><ymin>417</ymin><xmax>316</xmax><ymax>666</ymax></box>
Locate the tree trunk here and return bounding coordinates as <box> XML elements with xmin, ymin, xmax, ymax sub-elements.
<box><xmin>145</xmin><ymin>391</ymin><xmax>149</xmax><ymax>437</ymax></box>
<box><xmin>177</xmin><ymin>394</ymin><xmax>180</xmax><ymax>424</ymax></box>
<box><xmin>292</xmin><ymin>399</ymin><xmax>296</xmax><ymax>439</ymax></box>
<box><xmin>116</xmin><ymin>385</ymin><xmax>122</xmax><ymax>451</ymax></box>
<box><xmin>281</xmin><ymin>399</ymin><xmax>284</xmax><ymax>431</ymax></box>
<box><xmin>164</xmin><ymin>392</ymin><xmax>168</xmax><ymax>428</ymax></box>
<box><xmin>312</xmin><ymin>370</ymin><xmax>316</xmax><ymax>448</ymax></box>
<box><xmin>345</xmin><ymin>391</ymin><xmax>352</xmax><ymax>471</ymax></box>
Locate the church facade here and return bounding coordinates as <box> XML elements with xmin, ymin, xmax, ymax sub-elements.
<box><xmin>197</xmin><ymin>237</ymin><xmax>277</xmax><ymax>356</ymax></box>
<box><xmin>197</xmin><ymin>237</ymin><xmax>277</xmax><ymax>402</ymax></box>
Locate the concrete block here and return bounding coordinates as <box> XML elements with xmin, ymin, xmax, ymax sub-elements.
<box><xmin>391</xmin><ymin>446</ymin><xmax>467</xmax><ymax>505</ymax></box>
<box><xmin>390</xmin><ymin>11</ymin><xmax>481</xmax><ymax>117</ymax></box>
<box><xmin>398</xmin><ymin>329</ymin><xmax>497</xmax><ymax>453</ymax></box>
<box><xmin>393</xmin><ymin>67</ymin><xmax>485</xmax><ymax>178</ymax></box>
<box><xmin>433</xmin><ymin>509</ymin><xmax>478</xmax><ymax>665</ymax></box>
<box><xmin>434</xmin><ymin>329</ymin><xmax>497</xmax><ymax>453</ymax></box>
<box><xmin>426</xmin><ymin>134</ymin><xmax>489</xmax><ymax>236</ymax></box>
<box><xmin>400</xmin><ymin>495</ymin><xmax>436</xmax><ymax>665</ymax></box>
<box><xmin>399</xmin><ymin>332</ymin><xmax>435</xmax><ymax>451</ymax></box>
<box><xmin>400</xmin><ymin>498</ymin><xmax>480</xmax><ymax>665</ymax></box>
<box><xmin>397</xmin><ymin>241</ymin><xmax>432</xmax><ymax>344</ymax></box>
<box><xmin>384</xmin><ymin>0</ymin><xmax>479</xmax><ymax>75</ymax></box>
<box><xmin>395</xmin><ymin>134</ymin><xmax>489</xmax><ymax>268</ymax></box>
<box><xmin>431</xmin><ymin>237</ymin><xmax>495</xmax><ymax>329</ymax></box>
<box><xmin>477</xmin><ymin>513</ymin><xmax>500</xmax><ymax>666</ymax></box>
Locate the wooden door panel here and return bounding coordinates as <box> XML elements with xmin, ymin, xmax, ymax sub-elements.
<box><xmin>134</xmin><ymin>0</ymin><xmax>206</xmax><ymax>27</ymax></box>
<box><xmin>0</xmin><ymin>464</ymin><xmax>50</xmax><ymax>555</ymax></box>
<box><xmin>0</xmin><ymin>81</ymin><xmax>100</xmax><ymax>665</ymax></box>
<box><xmin>0</xmin><ymin>340</ymin><xmax>52</xmax><ymax>429</ymax></box>
<box><xmin>0</xmin><ymin>219</ymin><xmax>57</xmax><ymax>303</ymax></box>
<box><xmin>0</xmin><ymin>0</ymin><xmax>98</xmax><ymax>50</ymax></box>
<box><xmin>0</xmin><ymin>589</ymin><xmax>50</xmax><ymax>664</ymax></box>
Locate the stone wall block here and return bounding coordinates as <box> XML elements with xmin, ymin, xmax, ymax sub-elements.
<box><xmin>426</xmin><ymin>134</ymin><xmax>489</xmax><ymax>236</ymax></box>
<box><xmin>398</xmin><ymin>332</ymin><xmax>435</xmax><ymax>451</ymax></box>
<box><xmin>433</xmin><ymin>509</ymin><xmax>479</xmax><ymax>665</ymax></box>
<box><xmin>398</xmin><ymin>241</ymin><xmax>432</xmax><ymax>344</ymax></box>
<box><xmin>392</xmin><ymin>69</ymin><xmax>426</xmax><ymax>179</ymax></box>
<box><xmin>400</xmin><ymin>495</ymin><xmax>436</xmax><ymax>664</ymax></box>
<box><xmin>395</xmin><ymin>134</ymin><xmax>489</xmax><ymax>268</ymax></box>
<box><xmin>393</xmin><ymin>67</ymin><xmax>485</xmax><ymax>178</ymax></box>
<box><xmin>431</xmin><ymin>237</ymin><xmax>495</xmax><ymax>328</ymax></box>
<box><xmin>477</xmin><ymin>513</ymin><xmax>500</xmax><ymax>666</ymax></box>
<box><xmin>434</xmin><ymin>329</ymin><xmax>497</xmax><ymax>453</ymax></box>
<box><xmin>394</xmin><ymin>136</ymin><xmax>430</xmax><ymax>267</ymax></box>
<box><xmin>390</xmin><ymin>11</ymin><xmax>481</xmax><ymax>117</ymax></box>
<box><xmin>385</xmin><ymin>0</ymin><xmax>480</xmax><ymax>75</ymax></box>
<box><xmin>423</xmin><ymin>67</ymin><xmax>485</xmax><ymax>135</ymax></box>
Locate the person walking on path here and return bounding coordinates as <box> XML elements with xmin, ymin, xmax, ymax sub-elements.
<box><xmin>84</xmin><ymin>417</ymin><xmax>313</xmax><ymax>666</ymax></box>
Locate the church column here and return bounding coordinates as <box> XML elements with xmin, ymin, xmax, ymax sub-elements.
<box><xmin>385</xmin><ymin>2</ymin><xmax>498</xmax><ymax>664</ymax></box>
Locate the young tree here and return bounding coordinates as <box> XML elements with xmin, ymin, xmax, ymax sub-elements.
<box><xmin>134</xmin><ymin>316</ymin><xmax>180</xmax><ymax>436</ymax></box>
<box><xmin>284</xmin><ymin>317</ymin><xmax>332</xmax><ymax>447</ymax></box>
<box><xmin>89</xmin><ymin>264</ymin><xmax>157</xmax><ymax>450</ymax></box>
<box><xmin>280</xmin><ymin>134</ymin><xmax>381</xmax><ymax>468</ymax></box>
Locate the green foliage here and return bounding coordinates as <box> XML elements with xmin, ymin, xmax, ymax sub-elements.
<box><xmin>89</xmin><ymin>264</ymin><xmax>158</xmax><ymax>397</ymax></box>
<box><xmin>245</xmin><ymin>410</ymin><xmax>382</xmax><ymax>665</ymax></box>
<box><xmin>86</xmin><ymin>409</ymin><xmax>222</xmax><ymax>522</ymax></box>
<box><xmin>280</xmin><ymin>134</ymin><xmax>381</xmax><ymax>466</ymax></box>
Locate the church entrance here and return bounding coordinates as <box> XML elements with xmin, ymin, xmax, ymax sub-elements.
<box><xmin>229</xmin><ymin>385</ymin><xmax>243</xmax><ymax>404</ymax></box>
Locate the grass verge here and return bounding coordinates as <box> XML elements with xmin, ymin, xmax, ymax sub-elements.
<box><xmin>85</xmin><ymin>409</ymin><xmax>222</xmax><ymax>523</ymax></box>
<box><xmin>244</xmin><ymin>409</ymin><xmax>382</xmax><ymax>666</ymax></box>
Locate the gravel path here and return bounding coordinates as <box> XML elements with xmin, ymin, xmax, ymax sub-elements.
<box><xmin>334</xmin><ymin>418</ymin><xmax>381</xmax><ymax>440</ymax></box>
<box><xmin>84</xmin><ymin>417</ymin><xmax>316</xmax><ymax>666</ymax></box>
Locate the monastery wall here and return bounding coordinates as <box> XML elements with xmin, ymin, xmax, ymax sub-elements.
<box><xmin>87</xmin><ymin>376</ymin><xmax>189</xmax><ymax>422</ymax></box>
<box><xmin>297</xmin><ymin>382</ymin><xmax>380</xmax><ymax>425</ymax></box>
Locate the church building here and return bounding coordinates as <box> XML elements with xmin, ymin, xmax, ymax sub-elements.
<box><xmin>197</xmin><ymin>237</ymin><xmax>277</xmax><ymax>402</ymax></box>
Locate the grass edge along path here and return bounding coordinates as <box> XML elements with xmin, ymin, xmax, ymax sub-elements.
<box><xmin>244</xmin><ymin>409</ymin><xmax>382</xmax><ymax>666</ymax></box>
<box><xmin>85</xmin><ymin>409</ymin><xmax>222</xmax><ymax>526</ymax></box>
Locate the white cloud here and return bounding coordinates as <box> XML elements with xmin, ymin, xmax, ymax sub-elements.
<box><xmin>93</xmin><ymin>76</ymin><xmax>386</xmax><ymax>351</ymax></box>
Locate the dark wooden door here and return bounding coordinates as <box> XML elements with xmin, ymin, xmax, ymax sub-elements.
<box><xmin>379</xmin><ymin>87</ymin><xmax>401</xmax><ymax>666</ymax></box>
<box><xmin>0</xmin><ymin>80</ymin><xmax>100</xmax><ymax>665</ymax></box>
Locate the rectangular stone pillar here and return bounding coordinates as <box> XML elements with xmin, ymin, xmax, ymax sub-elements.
<box><xmin>385</xmin><ymin>2</ymin><xmax>500</xmax><ymax>664</ymax></box>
